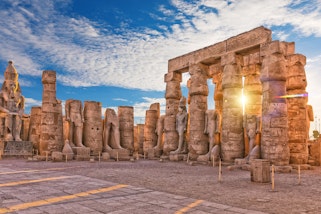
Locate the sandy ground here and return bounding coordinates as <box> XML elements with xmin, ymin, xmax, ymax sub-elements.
<box><xmin>1</xmin><ymin>158</ymin><xmax>321</xmax><ymax>214</ymax></box>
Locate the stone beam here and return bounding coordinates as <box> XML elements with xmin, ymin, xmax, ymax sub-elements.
<box><xmin>168</xmin><ymin>26</ymin><xmax>272</xmax><ymax>73</ymax></box>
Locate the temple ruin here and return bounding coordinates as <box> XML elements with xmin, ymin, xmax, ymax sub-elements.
<box><xmin>0</xmin><ymin>26</ymin><xmax>317</xmax><ymax>169</ymax></box>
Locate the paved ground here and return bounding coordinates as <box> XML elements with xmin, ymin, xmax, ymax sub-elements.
<box><xmin>0</xmin><ymin>158</ymin><xmax>320</xmax><ymax>214</ymax></box>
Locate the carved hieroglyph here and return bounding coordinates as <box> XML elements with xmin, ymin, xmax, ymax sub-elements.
<box><xmin>0</xmin><ymin>61</ymin><xmax>25</xmax><ymax>142</ymax></box>
<box><xmin>39</xmin><ymin>70</ymin><xmax>63</xmax><ymax>155</ymax></box>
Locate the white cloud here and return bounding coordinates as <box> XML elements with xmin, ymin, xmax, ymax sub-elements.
<box><xmin>0</xmin><ymin>0</ymin><xmax>321</xmax><ymax>94</ymax></box>
<box><xmin>24</xmin><ymin>97</ymin><xmax>42</xmax><ymax>109</ymax></box>
<box><xmin>306</xmin><ymin>54</ymin><xmax>321</xmax><ymax>120</ymax></box>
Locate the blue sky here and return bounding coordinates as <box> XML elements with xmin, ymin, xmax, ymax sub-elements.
<box><xmin>0</xmin><ymin>0</ymin><xmax>321</xmax><ymax>130</ymax></box>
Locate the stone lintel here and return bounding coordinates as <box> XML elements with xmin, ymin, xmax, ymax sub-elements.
<box><xmin>260</xmin><ymin>41</ymin><xmax>295</xmax><ymax>57</ymax></box>
<box><xmin>168</xmin><ymin>26</ymin><xmax>271</xmax><ymax>72</ymax></box>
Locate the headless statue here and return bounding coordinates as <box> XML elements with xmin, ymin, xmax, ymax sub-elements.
<box><xmin>65</xmin><ymin>99</ymin><xmax>85</xmax><ymax>147</ymax></box>
<box><xmin>103</xmin><ymin>108</ymin><xmax>123</xmax><ymax>151</ymax></box>
<box><xmin>171</xmin><ymin>105</ymin><xmax>188</xmax><ymax>154</ymax></box>
<box><xmin>154</xmin><ymin>115</ymin><xmax>165</xmax><ymax>150</ymax></box>
<box><xmin>204</xmin><ymin>109</ymin><xmax>221</xmax><ymax>160</ymax></box>
<box><xmin>243</xmin><ymin>114</ymin><xmax>261</xmax><ymax>161</ymax></box>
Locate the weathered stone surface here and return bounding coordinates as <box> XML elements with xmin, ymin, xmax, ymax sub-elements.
<box><xmin>250</xmin><ymin>159</ymin><xmax>271</xmax><ymax>183</ymax></box>
<box><xmin>83</xmin><ymin>101</ymin><xmax>103</xmax><ymax>155</ymax></box>
<box><xmin>118</xmin><ymin>106</ymin><xmax>134</xmax><ymax>152</ymax></box>
<box><xmin>39</xmin><ymin>70</ymin><xmax>63</xmax><ymax>156</ymax></box>
<box><xmin>168</xmin><ymin>27</ymin><xmax>271</xmax><ymax>72</ymax></box>
<box><xmin>28</xmin><ymin>106</ymin><xmax>42</xmax><ymax>150</ymax></box>
<box><xmin>51</xmin><ymin>151</ymin><xmax>63</xmax><ymax>162</ymax></box>
<box><xmin>73</xmin><ymin>147</ymin><xmax>91</xmax><ymax>161</ymax></box>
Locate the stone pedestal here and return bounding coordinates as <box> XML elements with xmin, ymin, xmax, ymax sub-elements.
<box><xmin>0</xmin><ymin>141</ymin><xmax>33</xmax><ymax>158</ymax></box>
<box><xmin>147</xmin><ymin>147</ymin><xmax>162</xmax><ymax>159</ymax></box>
<box><xmin>108</xmin><ymin>148</ymin><xmax>130</xmax><ymax>161</ymax></box>
<box><xmin>169</xmin><ymin>153</ymin><xmax>187</xmax><ymax>161</ymax></box>
<box><xmin>72</xmin><ymin>147</ymin><xmax>91</xmax><ymax>161</ymax></box>
<box><xmin>250</xmin><ymin>159</ymin><xmax>271</xmax><ymax>183</ymax></box>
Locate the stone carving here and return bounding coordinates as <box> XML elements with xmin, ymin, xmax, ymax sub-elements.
<box><xmin>154</xmin><ymin>115</ymin><xmax>165</xmax><ymax>150</ymax></box>
<box><xmin>165</xmin><ymin>27</ymin><xmax>311</xmax><ymax>166</ymax></box>
<box><xmin>286</xmin><ymin>54</ymin><xmax>309</xmax><ymax>164</ymax></box>
<box><xmin>39</xmin><ymin>70</ymin><xmax>64</xmax><ymax>155</ymax></box>
<box><xmin>243</xmin><ymin>114</ymin><xmax>261</xmax><ymax>161</ymax></box>
<box><xmin>0</xmin><ymin>61</ymin><xmax>25</xmax><ymax>141</ymax></box>
<box><xmin>83</xmin><ymin>101</ymin><xmax>102</xmax><ymax>155</ymax></box>
<box><xmin>204</xmin><ymin>109</ymin><xmax>222</xmax><ymax>160</ymax></box>
<box><xmin>118</xmin><ymin>106</ymin><xmax>134</xmax><ymax>152</ymax></box>
<box><xmin>260</xmin><ymin>41</ymin><xmax>291</xmax><ymax>166</ymax></box>
<box><xmin>103</xmin><ymin>108</ymin><xmax>122</xmax><ymax>151</ymax></box>
<box><xmin>170</xmin><ymin>96</ymin><xmax>188</xmax><ymax>154</ymax></box>
<box><xmin>65</xmin><ymin>99</ymin><xmax>85</xmax><ymax>147</ymax></box>
<box><xmin>188</xmin><ymin>64</ymin><xmax>208</xmax><ymax>156</ymax></box>
<box><xmin>28</xmin><ymin>106</ymin><xmax>42</xmax><ymax>150</ymax></box>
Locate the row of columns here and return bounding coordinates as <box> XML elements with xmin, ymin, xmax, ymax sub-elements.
<box><xmin>164</xmin><ymin>41</ymin><xmax>311</xmax><ymax>165</ymax></box>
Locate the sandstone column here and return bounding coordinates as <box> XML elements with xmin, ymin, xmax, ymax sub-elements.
<box><xmin>143</xmin><ymin>110</ymin><xmax>158</xmax><ymax>153</ymax></box>
<box><xmin>286</xmin><ymin>53</ymin><xmax>309</xmax><ymax>164</ymax></box>
<box><xmin>118</xmin><ymin>106</ymin><xmax>134</xmax><ymax>152</ymax></box>
<box><xmin>260</xmin><ymin>41</ymin><xmax>292</xmax><ymax>166</ymax></box>
<box><xmin>39</xmin><ymin>70</ymin><xmax>63</xmax><ymax>155</ymax></box>
<box><xmin>163</xmin><ymin>71</ymin><xmax>182</xmax><ymax>155</ymax></box>
<box><xmin>242</xmin><ymin>52</ymin><xmax>262</xmax><ymax>158</ymax></box>
<box><xmin>188</xmin><ymin>63</ymin><xmax>208</xmax><ymax>155</ymax></box>
<box><xmin>83</xmin><ymin>101</ymin><xmax>103</xmax><ymax>155</ymax></box>
<box><xmin>221</xmin><ymin>53</ymin><xmax>244</xmax><ymax>162</ymax></box>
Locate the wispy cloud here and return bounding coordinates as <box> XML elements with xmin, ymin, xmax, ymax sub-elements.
<box><xmin>0</xmin><ymin>0</ymin><xmax>321</xmax><ymax>94</ymax></box>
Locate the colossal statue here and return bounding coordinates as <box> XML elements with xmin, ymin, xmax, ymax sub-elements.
<box><xmin>65</xmin><ymin>99</ymin><xmax>85</xmax><ymax>147</ymax></box>
<box><xmin>0</xmin><ymin>61</ymin><xmax>24</xmax><ymax>141</ymax></box>
<box><xmin>103</xmin><ymin>108</ymin><xmax>123</xmax><ymax>151</ymax></box>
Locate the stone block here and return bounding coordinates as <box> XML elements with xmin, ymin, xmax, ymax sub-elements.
<box><xmin>1</xmin><ymin>141</ymin><xmax>33</xmax><ymax>157</ymax></box>
<box><xmin>221</xmin><ymin>53</ymin><xmax>243</xmax><ymax>66</ymax></box>
<box><xmin>51</xmin><ymin>151</ymin><xmax>63</xmax><ymax>162</ymax></box>
<box><xmin>108</xmin><ymin>148</ymin><xmax>130</xmax><ymax>161</ymax></box>
<box><xmin>235</xmin><ymin>158</ymin><xmax>247</xmax><ymax>165</ymax></box>
<box><xmin>164</xmin><ymin>71</ymin><xmax>182</xmax><ymax>82</ymax></box>
<box><xmin>101</xmin><ymin>152</ymin><xmax>110</xmax><ymax>161</ymax></box>
<box><xmin>72</xmin><ymin>147</ymin><xmax>91</xmax><ymax>161</ymax></box>
<box><xmin>287</xmin><ymin>54</ymin><xmax>306</xmax><ymax>66</ymax></box>
<box><xmin>169</xmin><ymin>153</ymin><xmax>186</xmax><ymax>161</ymax></box>
<box><xmin>250</xmin><ymin>159</ymin><xmax>271</xmax><ymax>183</ymax></box>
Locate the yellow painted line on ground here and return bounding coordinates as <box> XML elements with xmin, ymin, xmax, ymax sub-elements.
<box><xmin>175</xmin><ymin>199</ymin><xmax>204</xmax><ymax>214</ymax></box>
<box><xmin>0</xmin><ymin>166</ymin><xmax>82</xmax><ymax>175</ymax></box>
<box><xmin>0</xmin><ymin>176</ymin><xmax>72</xmax><ymax>187</ymax></box>
<box><xmin>0</xmin><ymin>184</ymin><xmax>128</xmax><ymax>213</ymax></box>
